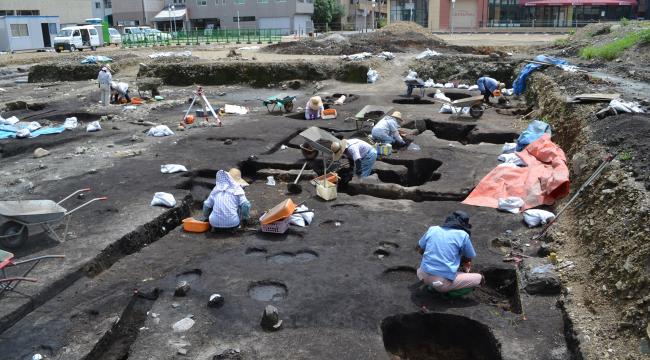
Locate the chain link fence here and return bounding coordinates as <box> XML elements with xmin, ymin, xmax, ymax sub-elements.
<box><xmin>121</xmin><ymin>28</ymin><xmax>288</xmax><ymax>48</ymax></box>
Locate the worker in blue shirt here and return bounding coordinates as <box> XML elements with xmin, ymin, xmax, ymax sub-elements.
<box><xmin>416</xmin><ymin>210</ymin><xmax>484</xmax><ymax>294</ymax></box>
<box><xmin>477</xmin><ymin>76</ymin><xmax>505</xmax><ymax>104</ymax></box>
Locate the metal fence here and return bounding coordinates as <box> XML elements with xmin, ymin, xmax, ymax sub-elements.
<box><xmin>121</xmin><ymin>28</ymin><xmax>287</xmax><ymax>48</ymax></box>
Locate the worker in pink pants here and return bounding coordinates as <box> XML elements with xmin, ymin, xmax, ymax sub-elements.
<box><xmin>416</xmin><ymin>210</ymin><xmax>484</xmax><ymax>294</ymax></box>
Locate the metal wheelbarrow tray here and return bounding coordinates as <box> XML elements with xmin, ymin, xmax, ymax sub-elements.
<box><xmin>263</xmin><ymin>95</ymin><xmax>296</xmax><ymax>113</ymax></box>
<box><xmin>0</xmin><ymin>188</ymin><xmax>107</xmax><ymax>249</ymax></box>
<box><xmin>436</xmin><ymin>95</ymin><xmax>485</xmax><ymax>119</ymax></box>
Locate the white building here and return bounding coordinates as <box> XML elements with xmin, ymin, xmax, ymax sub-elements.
<box><xmin>0</xmin><ymin>15</ymin><xmax>59</xmax><ymax>52</ymax></box>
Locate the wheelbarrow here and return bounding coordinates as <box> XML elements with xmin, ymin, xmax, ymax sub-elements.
<box><xmin>0</xmin><ymin>249</ymin><xmax>65</xmax><ymax>297</ymax></box>
<box><xmin>436</xmin><ymin>95</ymin><xmax>485</xmax><ymax>119</ymax></box>
<box><xmin>0</xmin><ymin>189</ymin><xmax>107</xmax><ymax>249</ymax></box>
<box><xmin>262</xmin><ymin>95</ymin><xmax>296</xmax><ymax>113</ymax></box>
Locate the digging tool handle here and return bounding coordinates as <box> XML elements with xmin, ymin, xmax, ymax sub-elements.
<box><xmin>294</xmin><ymin>162</ymin><xmax>308</xmax><ymax>184</ymax></box>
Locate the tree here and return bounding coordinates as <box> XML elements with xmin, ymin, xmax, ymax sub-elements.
<box><xmin>313</xmin><ymin>0</ymin><xmax>345</xmax><ymax>31</ymax></box>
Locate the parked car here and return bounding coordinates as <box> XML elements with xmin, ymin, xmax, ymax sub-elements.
<box><xmin>108</xmin><ymin>28</ymin><xmax>122</xmax><ymax>45</ymax></box>
<box><xmin>143</xmin><ymin>28</ymin><xmax>172</xmax><ymax>41</ymax></box>
<box><xmin>53</xmin><ymin>25</ymin><xmax>100</xmax><ymax>52</ymax></box>
<box><xmin>122</xmin><ymin>27</ymin><xmax>145</xmax><ymax>42</ymax></box>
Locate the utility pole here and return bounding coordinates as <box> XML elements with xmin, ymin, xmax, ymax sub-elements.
<box><xmin>450</xmin><ymin>0</ymin><xmax>455</xmax><ymax>34</ymax></box>
<box><xmin>168</xmin><ymin>4</ymin><xmax>172</xmax><ymax>32</ymax></box>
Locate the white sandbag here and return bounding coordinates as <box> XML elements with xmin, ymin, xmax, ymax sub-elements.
<box><xmin>423</xmin><ymin>79</ymin><xmax>434</xmax><ymax>88</ymax></box>
<box><xmin>523</xmin><ymin>209</ymin><xmax>556</xmax><ymax>227</ymax></box>
<box><xmin>63</xmin><ymin>117</ymin><xmax>78</xmax><ymax>129</ymax></box>
<box><xmin>457</xmin><ymin>84</ymin><xmax>469</xmax><ymax>89</ymax></box>
<box><xmin>498</xmin><ymin>153</ymin><xmax>525</xmax><ymax>166</ymax></box>
<box><xmin>15</xmin><ymin>128</ymin><xmax>31</xmax><ymax>138</ymax></box>
<box><xmin>377</xmin><ymin>51</ymin><xmax>395</xmax><ymax>60</ymax></box>
<box><xmin>444</xmin><ymin>82</ymin><xmax>454</xmax><ymax>88</ymax></box>
<box><xmin>404</xmin><ymin>70</ymin><xmax>418</xmax><ymax>81</ymax></box>
<box><xmin>497</xmin><ymin>197</ymin><xmax>524</xmax><ymax>214</ymax></box>
<box><xmin>147</xmin><ymin>125</ymin><xmax>174</xmax><ymax>137</ymax></box>
<box><xmin>86</xmin><ymin>121</ymin><xmax>101</xmax><ymax>132</ymax></box>
<box><xmin>439</xmin><ymin>104</ymin><xmax>457</xmax><ymax>114</ymax></box>
<box><xmin>367</xmin><ymin>68</ymin><xmax>379</xmax><ymax>83</ymax></box>
<box><xmin>161</xmin><ymin>164</ymin><xmax>188</xmax><ymax>174</ymax></box>
<box><xmin>433</xmin><ymin>83</ymin><xmax>444</xmax><ymax>88</ymax></box>
<box><xmin>0</xmin><ymin>116</ymin><xmax>19</xmax><ymax>125</ymax></box>
<box><xmin>434</xmin><ymin>90</ymin><xmax>451</xmax><ymax>103</ymax></box>
<box><xmin>289</xmin><ymin>205</ymin><xmax>314</xmax><ymax>227</ymax></box>
<box><xmin>468</xmin><ymin>85</ymin><xmax>479</xmax><ymax>91</ymax></box>
<box><xmin>224</xmin><ymin>104</ymin><xmax>249</xmax><ymax>115</ymax></box>
<box><xmin>502</xmin><ymin>142</ymin><xmax>517</xmax><ymax>154</ymax></box>
<box><xmin>151</xmin><ymin>192</ymin><xmax>176</xmax><ymax>207</ymax></box>
<box><xmin>28</xmin><ymin>121</ymin><xmax>41</xmax><ymax>131</ymax></box>
<box><xmin>609</xmin><ymin>99</ymin><xmax>644</xmax><ymax>114</ymax></box>
<box><xmin>415</xmin><ymin>48</ymin><xmax>440</xmax><ymax>59</ymax></box>
<box><xmin>334</xmin><ymin>95</ymin><xmax>346</xmax><ymax>105</ymax></box>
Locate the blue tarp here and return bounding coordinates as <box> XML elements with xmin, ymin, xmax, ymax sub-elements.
<box><xmin>0</xmin><ymin>124</ymin><xmax>67</xmax><ymax>140</ymax></box>
<box><xmin>81</xmin><ymin>55</ymin><xmax>113</xmax><ymax>64</ymax></box>
<box><xmin>513</xmin><ymin>55</ymin><xmax>568</xmax><ymax>96</ymax></box>
<box><xmin>516</xmin><ymin>120</ymin><xmax>552</xmax><ymax>151</ymax></box>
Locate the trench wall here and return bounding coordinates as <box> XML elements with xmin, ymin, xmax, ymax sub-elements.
<box><xmin>409</xmin><ymin>56</ymin><xmax>519</xmax><ymax>86</ymax></box>
<box><xmin>28</xmin><ymin>63</ymin><xmax>120</xmax><ymax>83</ymax></box>
<box><xmin>527</xmin><ymin>72</ymin><xmax>650</xmax><ymax>341</ymax></box>
<box><xmin>137</xmin><ymin>61</ymin><xmax>370</xmax><ymax>87</ymax></box>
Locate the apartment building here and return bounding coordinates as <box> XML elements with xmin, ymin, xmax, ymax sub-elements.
<box><xmin>340</xmin><ymin>0</ymin><xmax>388</xmax><ymax>30</ymax></box>
<box><xmin>112</xmin><ymin>0</ymin><xmax>164</xmax><ymax>27</ymax></box>
<box><xmin>0</xmin><ymin>0</ymin><xmax>93</xmax><ymax>25</ymax></box>
<box><xmin>91</xmin><ymin>0</ymin><xmax>114</xmax><ymax>24</ymax></box>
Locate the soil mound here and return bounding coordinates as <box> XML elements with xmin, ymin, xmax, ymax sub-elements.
<box><xmin>266</xmin><ymin>23</ymin><xmax>454</xmax><ymax>56</ymax></box>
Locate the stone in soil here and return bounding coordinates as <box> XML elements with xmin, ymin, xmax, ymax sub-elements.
<box><xmin>260</xmin><ymin>305</ymin><xmax>282</xmax><ymax>331</ymax></box>
<box><xmin>174</xmin><ymin>280</ymin><xmax>191</xmax><ymax>297</ymax></box>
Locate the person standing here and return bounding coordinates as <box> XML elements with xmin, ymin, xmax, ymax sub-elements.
<box><xmin>97</xmin><ymin>66</ymin><xmax>112</xmax><ymax>106</ymax></box>
<box><xmin>331</xmin><ymin>138</ymin><xmax>377</xmax><ymax>178</ymax></box>
<box><xmin>416</xmin><ymin>210</ymin><xmax>483</xmax><ymax>295</ymax></box>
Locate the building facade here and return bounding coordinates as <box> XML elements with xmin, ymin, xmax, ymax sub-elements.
<box><xmin>340</xmin><ymin>0</ymin><xmax>388</xmax><ymax>30</ymax></box>
<box><xmin>112</xmin><ymin>0</ymin><xmax>164</xmax><ymax>27</ymax></box>
<box><xmin>91</xmin><ymin>0</ymin><xmax>114</xmax><ymax>25</ymax></box>
<box><xmin>387</xmin><ymin>0</ymin><xmax>488</xmax><ymax>30</ymax></box>
<box><xmin>0</xmin><ymin>0</ymin><xmax>92</xmax><ymax>26</ymax></box>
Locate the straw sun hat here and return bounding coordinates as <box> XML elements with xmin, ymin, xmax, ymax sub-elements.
<box><xmin>308</xmin><ymin>96</ymin><xmax>323</xmax><ymax>110</ymax></box>
<box><xmin>330</xmin><ymin>139</ymin><xmax>348</xmax><ymax>161</ymax></box>
<box><xmin>228</xmin><ymin>168</ymin><xmax>249</xmax><ymax>187</ymax></box>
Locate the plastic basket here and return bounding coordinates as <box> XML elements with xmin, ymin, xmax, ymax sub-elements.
<box><xmin>259</xmin><ymin>214</ymin><xmax>291</xmax><ymax>234</ymax></box>
<box><xmin>182</xmin><ymin>217</ymin><xmax>210</xmax><ymax>233</ymax></box>
<box><xmin>316</xmin><ymin>180</ymin><xmax>337</xmax><ymax>201</ymax></box>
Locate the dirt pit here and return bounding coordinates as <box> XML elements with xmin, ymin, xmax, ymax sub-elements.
<box><xmin>248</xmin><ymin>281</ymin><xmax>288</xmax><ymax>302</ymax></box>
<box><xmin>381</xmin><ymin>312</ymin><xmax>502</xmax><ymax>360</ymax></box>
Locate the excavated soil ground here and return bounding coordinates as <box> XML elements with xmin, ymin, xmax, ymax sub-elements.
<box><xmin>0</xmin><ymin>31</ymin><xmax>648</xmax><ymax>360</ymax></box>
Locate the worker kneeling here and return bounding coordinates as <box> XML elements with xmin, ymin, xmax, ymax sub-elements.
<box><xmin>203</xmin><ymin>169</ymin><xmax>251</xmax><ymax>230</ymax></box>
<box><xmin>110</xmin><ymin>81</ymin><xmax>131</xmax><ymax>104</ymax></box>
<box><xmin>417</xmin><ymin>210</ymin><xmax>484</xmax><ymax>296</ymax></box>
<box><xmin>331</xmin><ymin>138</ymin><xmax>377</xmax><ymax>178</ymax></box>
<box><xmin>305</xmin><ymin>96</ymin><xmax>324</xmax><ymax>120</ymax></box>
<box><xmin>477</xmin><ymin>76</ymin><xmax>505</xmax><ymax>104</ymax></box>
<box><xmin>371</xmin><ymin>111</ymin><xmax>407</xmax><ymax>148</ymax></box>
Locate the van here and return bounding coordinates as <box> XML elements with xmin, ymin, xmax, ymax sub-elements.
<box><xmin>122</xmin><ymin>26</ymin><xmax>145</xmax><ymax>42</ymax></box>
<box><xmin>53</xmin><ymin>25</ymin><xmax>100</xmax><ymax>52</ymax></box>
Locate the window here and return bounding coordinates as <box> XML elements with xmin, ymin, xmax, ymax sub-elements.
<box><xmin>233</xmin><ymin>16</ymin><xmax>255</xmax><ymax>21</ymax></box>
<box><xmin>90</xmin><ymin>29</ymin><xmax>98</xmax><ymax>35</ymax></box>
<box><xmin>234</xmin><ymin>0</ymin><xmax>245</xmax><ymax>4</ymax></box>
<box><xmin>48</xmin><ymin>23</ymin><xmax>58</xmax><ymax>34</ymax></box>
<box><xmin>258</xmin><ymin>0</ymin><xmax>268</xmax><ymax>3</ymax></box>
<box><xmin>17</xmin><ymin>10</ymin><xmax>40</xmax><ymax>15</ymax></box>
<box><xmin>174</xmin><ymin>0</ymin><xmax>186</xmax><ymax>3</ymax></box>
<box><xmin>0</xmin><ymin>10</ymin><xmax>16</xmax><ymax>16</ymax></box>
<box><xmin>96</xmin><ymin>2</ymin><xmax>101</xmax><ymax>8</ymax></box>
<box><xmin>10</xmin><ymin>24</ymin><xmax>29</xmax><ymax>37</ymax></box>
<box><xmin>104</xmin><ymin>0</ymin><xmax>112</xmax><ymax>8</ymax></box>
<box><xmin>197</xmin><ymin>0</ymin><xmax>207</xmax><ymax>5</ymax></box>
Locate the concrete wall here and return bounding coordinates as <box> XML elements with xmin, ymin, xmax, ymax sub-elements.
<box><xmin>184</xmin><ymin>1</ymin><xmax>313</xmax><ymax>30</ymax></box>
<box><xmin>0</xmin><ymin>0</ymin><xmax>92</xmax><ymax>25</ymax></box>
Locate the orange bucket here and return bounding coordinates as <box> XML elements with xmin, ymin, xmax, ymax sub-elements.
<box><xmin>182</xmin><ymin>217</ymin><xmax>210</xmax><ymax>233</ymax></box>
<box><xmin>260</xmin><ymin>199</ymin><xmax>297</xmax><ymax>225</ymax></box>
<box><xmin>184</xmin><ymin>114</ymin><xmax>195</xmax><ymax>124</ymax></box>
<box><xmin>131</xmin><ymin>97</ymin><xmax>143</xmax><ymax>105</ymax></box>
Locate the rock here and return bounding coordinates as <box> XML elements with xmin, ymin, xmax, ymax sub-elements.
<box><xmin>218</xmin><ymin>92</ymin><xmax>226</xmax><ymax>96</ymax></box>
<box><xmin>260</xmin><ymin>305</ymin><xmax>282</xmax><ymax>331</ymax></box>
<box><xmin>523</xmin><ymin>263</ymin><xmax>561</xmax><ymax>295</ymax></box>
<box><xmin>178</xmin><ymin>348</ymin><xmax>188</xmax><ymax>355</ymax></box>
<box><xmin>112</xmin><ymin>126</ymin><xmax>120</xmax><ymax>130</ymax></box>
<box><xmin>172</xmin><ymin>317</ymin><xmax>195</xmax><ymax>333</ymax></box>
<box><xmin>213</xmin><ymin>348</ymin><xmax>242</xmax><ymax>360</ymax></box>
<box><xmin>131</xmin><ymin>135</ymin><xmax>143</xmax><ymax>142</ymax></box>
<box><xmin>207</xmin><ymin>294</ymin><xmax>224</xmax><ymax>308</ymax></box>
<box><xmin>88</xmin><ymin>169</ymin><xmax>98</xmax><ymax>174</ymax></box>
<box><xmin>538</xmin><ymin>243</ymin><xmax>552</xmax><ymax>257</ymax></box>
<box><xmin>177</xmin><ymin>125</ymin><xmax>186</xmax><ymax>131</ymax></box>
<box><xmin>489</xmin><ymin>53</ymin><xmax>500</xmax><ymax>59</ymax></box>
<box><xmin>33</xmin><ymin>148</ymin><xmax>50</xmax><ymax>158</ymax></box>
<box><xmin>114</xmin><ymin>149</ymin><xmax>142</xmax><ymax>158</ymax></box>
<box><xmin>100</xmin><ymin>115</ymin><xmax>108</xmax><ymax>122</ymax></box>
<box><xmin>640</xmin><ymin>338</ymin><xmax>650</xmax><ymax>355</ymax></box>
<box><xmin>224</xmin><ymin>139</ymin><xmax>233</xmax><ymax>145</ymax></box>
<box><xmin>171</xmin><ymin>302</ymin><xmax>180</xmax><ymax>308</ymax></box>
<box><xmin>174</xmin><ymin>281</ymin><xmax>191</xmax><ymax>296</ymax></box>
<box><xmin>75</xmin><ymin>146</ymin><xmax>86</xmax><ymax>154</ymax></box>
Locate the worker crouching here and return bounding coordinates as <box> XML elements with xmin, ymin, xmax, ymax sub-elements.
<box><xmin>371</xmin><ymin>111</ymin><xmax>407</xmax><ymax>148</ymax></box>
<box><xmin>331</xmin><ymin>139</ymin><xmax>377</xmax><ymax>178</ymax></box>
<box><xmin>477</xmin><ymin>76</ymin><xmax>505</xmax><ymax>104</ymax></box>
<box><xmin>305</xmin><ymin>96</ymin><xmax>324</xmax><ymax>120</ymax></box>
<box><xmin>203</xmin><ymin>169</ymin><xmax>251</xmax><ymax>231</ymax></box>
<box><xmin>416</xmin><ymin>210</ymin><xmax>484</xmax><ymax>296</ymax></box>
<box><xmin>110</xmin><ymin>81</ymin><xmax>131</xmax><ymax>104</ymax></box>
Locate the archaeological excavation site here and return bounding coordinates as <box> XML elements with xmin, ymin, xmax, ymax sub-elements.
<box><xmin>0</xmin><ymin>22</ymin><xmax>648</xmax><ymax>360</ymax></box>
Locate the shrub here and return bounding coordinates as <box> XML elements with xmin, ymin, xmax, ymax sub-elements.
<box><xmin>621</xmin><ymin>17</ymin><xmax>630</xmax><ymax>26</ymax></box>
<box><xmin>580</xmin><ymin>28</ymin><xmax>650</xmax><ymax>60</ymax></box>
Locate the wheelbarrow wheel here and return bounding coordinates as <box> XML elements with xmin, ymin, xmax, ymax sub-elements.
<box><xmin>283</xmin><ymin>101</ymin><xmax>294</xmax><ymax>113</ymax></box>
<box><xmin>469</xmin><ymin>105</ymin><xmax>484</xmax><ymax>119</ymax></box>
<box><xmin>0</xmin><ymin>221</ymin><xmax>28</xmax><ymax>249</ymax></box>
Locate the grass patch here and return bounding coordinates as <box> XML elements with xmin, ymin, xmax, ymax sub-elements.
<box><xmin>554</xmin><ymin>37</ymin><xmax>570</xmax><ymax>46</ymax></box>
<box><xmin>580</xmin><ymin>28</ymin><xmax>650</xmax><ymax>60</ymax></box>
<box><xmin>619</xmin><ymin>151</ymin><xmax>632</xmax><ymax>161</ymax></box>
<box><xmin>621</xmin><ymin>17</ymin><xmax>630</xmax><ymax>26</ymax></box>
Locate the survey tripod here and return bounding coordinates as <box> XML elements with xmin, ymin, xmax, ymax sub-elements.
<box><xmin>183</xmin><ymin>86</ymin><xmax>222</xmax><ymax>126</ymax></box>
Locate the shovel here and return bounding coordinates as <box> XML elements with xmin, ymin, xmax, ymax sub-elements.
<box><xmin>287</xmin><ymin>162</ymin><xmax>308</xmax><ymax>194</ymax></box>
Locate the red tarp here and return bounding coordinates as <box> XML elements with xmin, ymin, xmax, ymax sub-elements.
<box><xmin>462</xmin><ymin>134</ymin><xmax>570</xmax><ymax>210</ymax></box>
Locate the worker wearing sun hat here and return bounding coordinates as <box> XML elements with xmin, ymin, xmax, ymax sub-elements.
<box><xmin>227</xmin><ymin>168</ymin><xmax>249</xmax><ymax>188</ymax></box>
<box><xmin>371</xmin><ymin>111</ymin><xmax>407</xmax><ymax>147</ymax></box>
<box><xmin>331</xmin><ymin>138</ymin><xmax>377</xmax><ymax>178</ymax></box>
<box><xmin>477</xmin><ymin>76</ymin><xmax>505</xmax><ymax>104</ymax></box>
<box><xmin>304</xmin><ymin>96</ymin><xmax>324</xmax><ymax>120</ymax></box>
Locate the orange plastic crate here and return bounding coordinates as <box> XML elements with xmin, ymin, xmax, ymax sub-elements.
<box><xmin>182</xmin><ymin>217</ymin><xmax>210</xmax><ymax>233</ymax></box>
<box><xmin>260</xmin><ymin>199</ymin><xmax>296</xmax><ymax>225</ymax></box>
